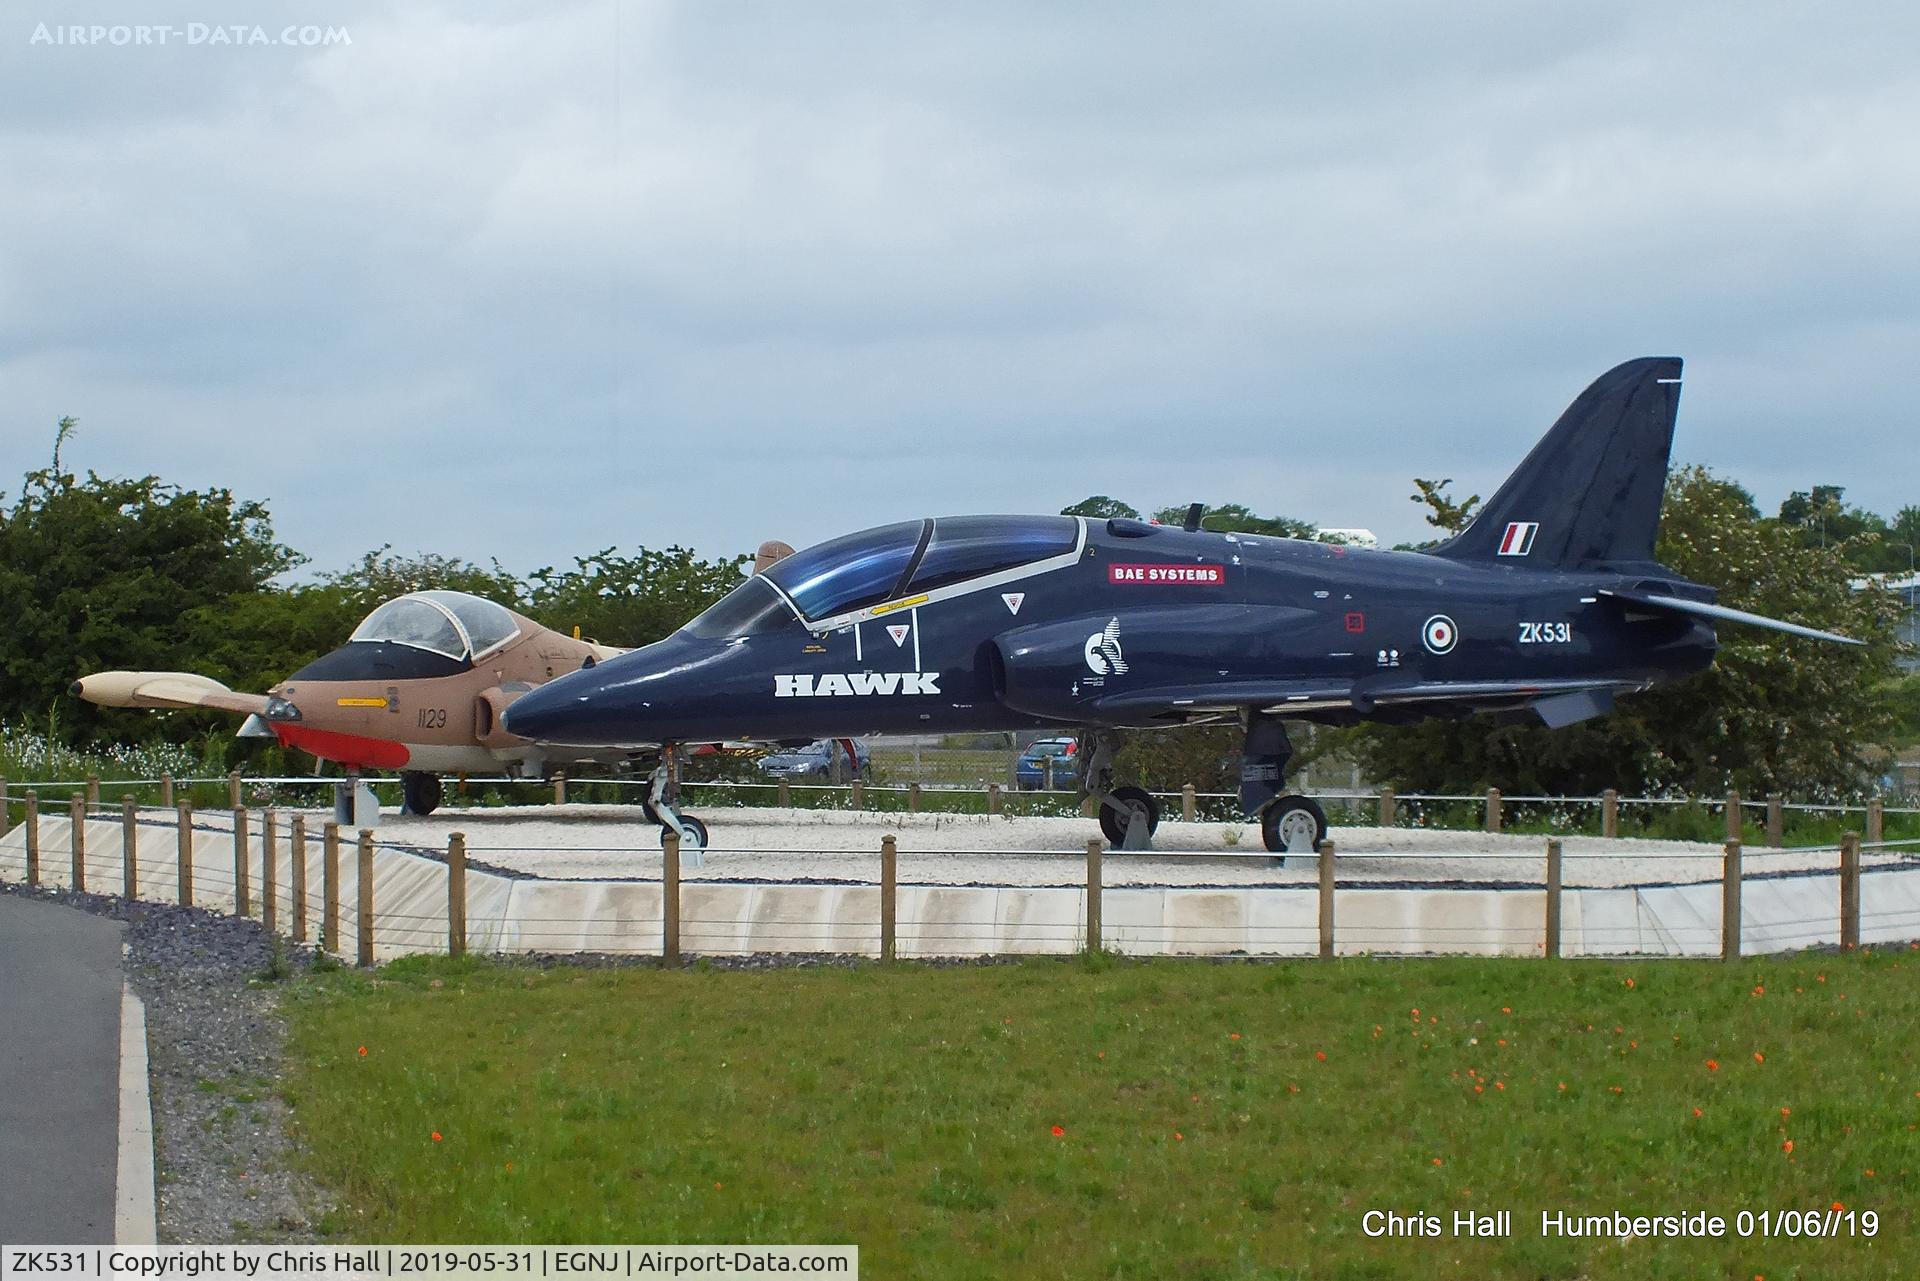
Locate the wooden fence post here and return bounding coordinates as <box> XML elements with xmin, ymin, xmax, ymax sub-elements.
<box><xmin>1766</xmin><ymin>794</ymin><xmax>1784</xmax><ymax>849</ymax></box>
<box><xmin>1379</xmin><ymin>786</ymin><xmax>1396</xmax><ymax>828</ymax></box>
<box><xmin>232</xmin><ymin>806</ymin><xmax>250</xmax><ymax>918</ymax></box>
<box><xmin>86</xmin><ymin>774</ymin><xmax>100</xmax><ymax>807</ymax></box>
<box><xmin>987</xmin><ymin>783</ymin><xmax>1001</xmax><ymax>816</ymax></box>
<box><xmin>1866</xmin><ymin>798</ymin><xmax>1884</xmax><ymax>847</ymax></box>
<box><xmin>1485</xmin><ymin>789</ymin><xmax>1502</xmax><ymax>834</ymax></box>
<box><xmin>228</xmin><ymin>771</ymin><xmax>242</xmax><ymax>811</ymax></box>
<box><xmin>1721</xmin><ymin>840</ymin><xmax>1743</xmax><ymax>962</ymax></box>
<box><xmin>880</xmin><ymin>835</ymin><xmax>897</xmax><ymax>962</ymax></box>
<box><xmin>25</xmin><ymin>791</ymin><xmax>39</xmax><ymax>885</ymax></box>
<box><xmin>1544</xmin><ymin>838</ymin><xmax>1563</xmax><ymax>959</ymax></box>
<box><xmin>552</xmin><ymin>773</ymin><xmax>567</xmax><ymax>806</ymax></box>
<box><xmin>662</xmin><ymin>828</ymin><xmax>681</xmax><ymax>966</ymax></box>
<box><xmin>1182</xmin><ymin>783</ymin><xmax>1197</xmax><ymax>822</ymax></box>
<box><xmin>1318</xmin><ymin>839</ymin><xmax>1336</xmax><ymax>959</ymax></box>
<box><xmin>777</xmin><ymin>777</ymin><xmax>790</xmax><ymax>808</ymax></box>
<box><xmin>121</xmin><ymin>796</ymin><xmax>138</xmax><ymax>901</ymax></box>
<box><xmin>176</xmin><ymin>802</ymin><xmax>193</xmax><ymax>907</ymax></box>
<box><xmin>356</xmin><ymin>828</ymin><xmax>375</xmax><ymax>966</ymax></box>
<box><xmin>1602</xmin><ymin>788</ymin><xmax>1619</xmax><ymax>838</ymax></box>
<box><xmin>908</xmin><ymin>782</ymin><xmax>922</xmax><ymax>813</ymax></box>
<box><xmin>159</xmin><ymin>773</ymin><xmax>173</xmax><ymax>809</ymax></box>
<box><xmin>261</xmin><ymin>809</ymin><xmax>277</xmax><ymax>933</ymax></box>
<box><xmin>447</xmin><ymin>832</ymin><xmax>467</xmax><ymax>959</ymax></box>
<box><xmin>1085</xmin><ymin>838</ymin><xmax>1102</xmax><ymax>954</ymax></box>
<box><xmin>322</xmin><ymin>823</ymin><xmax>340</xmax><ymax>954</ymax></box>
<box><xmin>0</xmin><ymin>776</ymin><xmax>7</xmax><ymax>827</ymax></box>
<box><xmin>290</xmin><ymin>815</ymin><xmax>308</xmax><ymax>943</ymax></box>
<box><xmin>850</xmin><ymin>779</ymin><xmax>864</xmax><ymax>811</ymax></box>
<box><xmin>1726</xmin><ymin>791</ymin><xmax>1742</xmax><ymax>842</ymax></box>
<box><xmin>70</xmin><ymin>794</ymin><xmax>87</xmax><ymax>892</ymax></box>
<box><xmin>1045</xmin><ymin>757</ymin><xmax>1056</xmax><ymax>792</ymax></box>
<box><xmin>1840</xmin><ymin>832</ymin><xmax>1861</xmax><ymax>952</ymax></box>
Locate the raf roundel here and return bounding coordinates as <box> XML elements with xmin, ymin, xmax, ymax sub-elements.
<box><xmin>1421</xmin><ymin>614</ymin><xmax>1458</xmax><ymax>655</ymax></box>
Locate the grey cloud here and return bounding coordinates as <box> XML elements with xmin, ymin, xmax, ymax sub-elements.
<box><xmin>2</xmin><ymin>0</ymin><xmax>1916</xmax><ymax>580</ymax></box>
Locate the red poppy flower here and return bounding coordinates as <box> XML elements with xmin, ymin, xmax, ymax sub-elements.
<box><xmin>1050</xmin><ymin>1125</ymin><xmax>1064</xmax><ymax>1137</ymax></box>
<box><xmin>431</xmin><ymin>1131</ymin><xmax>443</xmax><ymax>1142</ymax></box>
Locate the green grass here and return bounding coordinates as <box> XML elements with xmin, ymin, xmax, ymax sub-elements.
<box><xmin>283</xmin><ymin>952</ymin><xmax>1920</xmax><ymax>1277</ymax></box>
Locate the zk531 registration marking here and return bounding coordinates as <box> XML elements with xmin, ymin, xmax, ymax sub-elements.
<box><xmin>1518</xmin><ymin>622</ymin><xmax>1573</xmax><ymax>644</ymax></box>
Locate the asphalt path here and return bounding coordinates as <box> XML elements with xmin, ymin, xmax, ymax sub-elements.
<box><xmin>0</xmin><ymin>893</ymin><xmax>126</xmax><ymax>1244</ymax></box>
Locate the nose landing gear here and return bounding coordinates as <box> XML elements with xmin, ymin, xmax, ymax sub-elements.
<box><xmin>647</xmin><ymin>744</ymin><xmax>708</xmax><ymax>864</ymax></box>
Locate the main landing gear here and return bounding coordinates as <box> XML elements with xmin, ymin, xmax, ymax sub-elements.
<box><xmin>647</xmin><ymin>745</ymin><xmax>709</xmax><ymax>858</ymax></box>
<box><xmin>1078</xmin><ymin>730</ymin><xmax>1161</xmax><ymax>850</ymax></box>
<box><xmin>1241</xmin><ymin>713</ymin><xmax>1329</xmax><ymax>855</ymax></box>
<box><xmin>401</xmin><ymin>770</ymin><xmax>443</xmax><ymax>816</ymax></box>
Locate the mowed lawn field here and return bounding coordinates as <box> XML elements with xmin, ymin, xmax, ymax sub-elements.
<box><xmin>283</xmin><ymin>952</ymin><xmax>1920</xmax><ymax>1279</ymax></box>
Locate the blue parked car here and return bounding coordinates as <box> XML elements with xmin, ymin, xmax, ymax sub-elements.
<box><xmin>1015</xmin><ymin>736</ymin><xmax>1079</xmax><ymax>790</ymax></box>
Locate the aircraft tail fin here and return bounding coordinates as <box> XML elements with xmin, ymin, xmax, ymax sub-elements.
<box><xmin>1429</xmin><ymin>357</ymin><xmax>1683</xmax><ymax>569</ymax></box>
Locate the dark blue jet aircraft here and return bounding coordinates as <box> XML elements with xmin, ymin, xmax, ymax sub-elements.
<box><xmin>506</xmin><ymin>357</ymin><xmax>1858</xmax><ymax>853</ymax></box>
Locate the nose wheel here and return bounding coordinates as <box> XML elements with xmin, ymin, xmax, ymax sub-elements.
<box><xmin>647</xmin><ymin>745</ymin><xmax>708</xmax><ymax>863</ymax></box>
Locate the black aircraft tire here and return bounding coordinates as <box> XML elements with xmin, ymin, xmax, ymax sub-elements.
<box><xmin>641</xmin><ymin>798</ymin><xmax>664</xmax><ymax>826</ymax></box>
<box><xmin>663</xmin><ymin>814</ymin><xmax>709</xmax><ymax>851</ymax></box>
<box><xmin>1099</xmin><ymin>785</ymin><xmax>1161</xmax><ymax>846</ymax></box>
<box><xmin>1261</xmin><ymin>795</ymin><xmax>1328</xmax><ymax>853</ymax></box>
<box><xmin>401</xmin><ymin>771</ymin><xmax>442</xmax><ymax>816</ymax></box>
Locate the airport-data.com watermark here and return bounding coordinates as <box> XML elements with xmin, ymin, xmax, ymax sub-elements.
<box><xmin>29</xmin><ymin>21</ymin><xmax>351</xmax><ymax>48</ymax></box>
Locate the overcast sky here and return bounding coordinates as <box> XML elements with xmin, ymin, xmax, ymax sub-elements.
<box><xmin>4</xmin><ymin>1</ymin><xmax>1916</xmax><ymax>580</ymax></box>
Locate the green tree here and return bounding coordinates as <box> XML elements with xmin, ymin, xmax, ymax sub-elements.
<box><xmin>1409</xmin><ymin>477</ymin><xmax>1481</xmax><ymax>535</ymax></box>
<box><xmin>526</xmin><ymin>546</ymin><xmax>751</xmax><ymax>648</ymax></box>
<box><xmin>0</xmin><ymin>423</ymin><xmax>301</xmax><ymax>743</ymax></box>
<box><xmin>1061</xmin><ymin>496</ymin><xmax>1141</xmax><ymax>520</ymax></box>
<box><xmin>1149</xmin><ymin>502</ymin><xmax>1317</xmax><ymax>540</ymax></box>
<box><xmin>321</xmin><ymin>546</ymin><xmax>525</xmax><ymax>617</ymax></box>
<box><xmin>1355</xmin><ymin>467</ymin><xmax>1905</xmax><ymax>799</ymax></box>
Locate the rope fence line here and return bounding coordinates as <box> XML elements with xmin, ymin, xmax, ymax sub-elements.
<box><xmin>4</xmin><ymin>799</ymin><xmax>1918</xmax><ymax>963</ymax></box>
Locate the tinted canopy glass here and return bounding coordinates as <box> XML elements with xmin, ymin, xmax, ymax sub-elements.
<box><xmin>682</xmin><ymin>576</ymin><xmax>798</xmax><ymax>639</ymax></box>
<box><xmin>907</xmin><ymin>515</ymin><xmax>1079</xmax><ymax>594</ymax></box>
<box><xmin>765</xmin><ymin>520</ymin><xmax>927</xmax><ymax>621</ymax></box>
<box><xmin>417</xmin><ymin>591</ymin><xmax>520</xmax><ymax>654</ymax></box>
<box><xmin>349</xmin><ymin>591</ymin><xmax>520</xmax><ymax>660</ymax></box>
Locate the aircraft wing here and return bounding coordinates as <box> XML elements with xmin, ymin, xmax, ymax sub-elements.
<box><xmin>70</xmin><ymin>671</ymin><xmax>272</xmax><ymax>718</ymax></box>
<box><xmin>1090</xmin><ymin>675</ymin><xmax>1631</xmax><ymax>724</ymax></box>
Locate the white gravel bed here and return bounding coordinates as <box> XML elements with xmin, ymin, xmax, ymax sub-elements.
<box><xmin>199</xmin><ymin>803</ymin><xmax>1893</xmax><ymax>889</ymax></box>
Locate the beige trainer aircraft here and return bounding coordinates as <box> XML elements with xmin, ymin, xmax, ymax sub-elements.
<box><xmin>73</xmin><ymin>589</ymin><xmax>631</xmax><ymax>814</ymax></box>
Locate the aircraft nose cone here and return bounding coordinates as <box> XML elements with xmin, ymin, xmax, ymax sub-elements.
<box><xmin>502</xmin><ymin>678</ymin><xmax>595</xmax><ymax>743</ymax></box>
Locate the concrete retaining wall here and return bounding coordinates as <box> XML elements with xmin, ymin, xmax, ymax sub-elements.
<box><xmin>3</xmin><ymin>814</ymin><xmax>1915</xmax><ymax>961</ymax></box>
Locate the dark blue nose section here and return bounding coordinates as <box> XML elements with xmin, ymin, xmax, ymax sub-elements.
<box><xmin>503</xmin><ymin>669</ymin><xmax>615</xmax><ymax>745</ymax></box>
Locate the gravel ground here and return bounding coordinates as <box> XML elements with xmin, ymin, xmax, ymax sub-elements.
<box><xmin>0</xmin><ymin>880</ymin><xmax>331</xmax><ymax>1243</ymax></box>
<box><xmin>202</xmin><ymin>803</ymin><xmax>1891</xmax><ymax>890</ymax></box>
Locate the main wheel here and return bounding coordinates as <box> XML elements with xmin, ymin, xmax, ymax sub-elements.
<box><xmin>1261</xmin><ymin>795</ymin><xmax>1328</xmax><ymax>853</ymax></box>
<box><xmin>662</xmin><ymin>814</ymin><xmax>709</xmax><ymax>852</ymax></box>
<box><xmin>401</xmin><ymin>771</ymin><xmax>443</xmax><ymax>816</ymax></box>
<box><xmin>1098</xmin><ymin>785</ymin><xmax>1161</xmax><ymax>847</ymax></box>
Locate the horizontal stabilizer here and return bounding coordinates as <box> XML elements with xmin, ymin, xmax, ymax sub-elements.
<box><xmin>1601</xmin><ymin>590</ymin><xmax>1862</xmax><ymax>646</ymax></box>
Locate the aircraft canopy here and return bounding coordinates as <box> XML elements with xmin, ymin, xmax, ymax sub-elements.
<box><xmin>350</xmin><ymin>591</ymin><xmax>521</xmax><ymax>660</ymax></box>
<box><xmin>685</xmin><ymin>516</ymin><xmax>1081</xmax><ymax>636</ymax></box>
